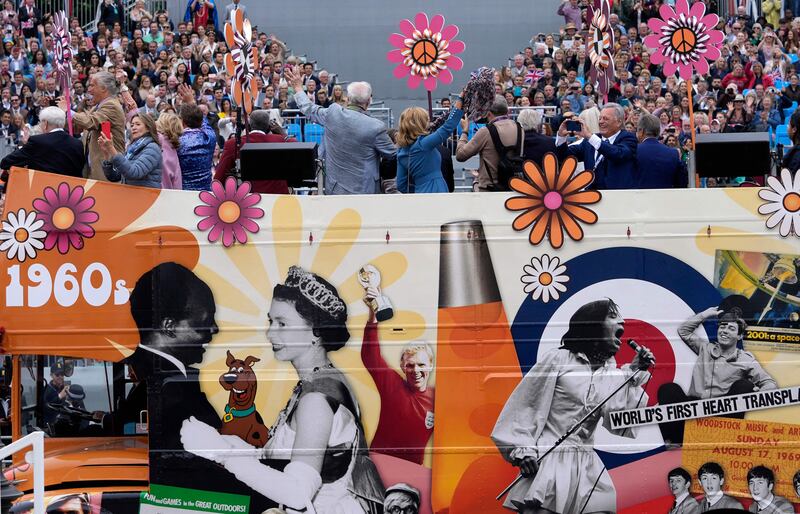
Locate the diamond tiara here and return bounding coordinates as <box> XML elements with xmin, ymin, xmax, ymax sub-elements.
<box><xmin>284</xmin><ymin>266</ymin><xmax>346</xmax><ymax>318</ymax></box>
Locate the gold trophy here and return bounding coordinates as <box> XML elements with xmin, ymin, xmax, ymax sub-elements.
<box><xmin>359</xmin><ymin>264</ymin><xmax>394</xmax><ymax>322</ymax></box>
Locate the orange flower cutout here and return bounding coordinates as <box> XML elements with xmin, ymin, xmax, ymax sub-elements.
<box><xmin>505</xmin><ymin>153</ymin><xmax>602</xmax><ymax>249</ymax></box>
<box><xmin>225</xmin><ymin>9</ymin><xmax>259</xmax><ymax>114</ymax></box>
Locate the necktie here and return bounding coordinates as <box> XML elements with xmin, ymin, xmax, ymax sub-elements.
<box><xmin>594</xmin><ymin>137</ymin><xmax>607</xmax><ymax>166</ymax></box>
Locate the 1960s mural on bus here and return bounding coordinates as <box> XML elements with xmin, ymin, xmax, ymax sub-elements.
<box><xmin>1</xmin><ymin>166</ymin><xmax>800</xmax><ymax>514</ymax></box>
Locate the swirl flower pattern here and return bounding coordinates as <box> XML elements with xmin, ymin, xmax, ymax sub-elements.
<box><xmin>195</xmin><ymin>178</ymin><xmax>264</xmax><ymax>247</ymax></box>
<box><xmin>33</xmin><ymin>182</ymin><xmax>99</xmax><ymax>254</ymax></box>
<box><xmin>587</xmin><ymin>0</ymin><xmax>615</xmax><ymax>97</ymax></box>
<box><xmin>643</xmin><ymin>0</ymin><xmax>723</xmax><ymax>79</ymax></box>
<box><xmin>505</xmin><ymin>154</ymin><xmax>602</xmax><ymax>249</ymax></box>
<box><xmin>225</xmin><ymin>9</ymin><xmax>259</xmax><ymax>114</ymax></box>
<box><xmin>758</xmin><ymin>168</ymin><xmax>800</xmax><ymax>237</ymax></box>
<box><xmin>521</xmin><ymin>254</ymin><xmax>569</xmax><ymax>303</ymax></box>
<box><xmin>52</xmin><ymin>11</ymin><xmax>73</xmax><ymax>80</ymax></box>
<box><xmin>387</xmin><ymin>12</ymin><xmax>465</xmax><ymax>92</ymax></box>
<box><xmin>0</xmin><ymin>208</ymin><xmax>45</xmax><ymax>262</ymax></box>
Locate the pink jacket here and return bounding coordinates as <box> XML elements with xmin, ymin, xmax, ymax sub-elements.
<box><xmin>159</xmin><ymin>133</ymin><xmax>181</xmax><ymax>190</ymax></box>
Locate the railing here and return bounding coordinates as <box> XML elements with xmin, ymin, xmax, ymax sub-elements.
<box><xmin>279</xmin><ymin>107</ymin><xmax>394</xmax><ymax>142</ymax></box>
<box><xmin>79</xmin><ymin>0</ymin><xmax>168</xmax><ymax>35</ymax></box>
<box><xmin>0</xmin><ymin>431</ymin><xmax>44</xmax><ymax>514</ymax></box>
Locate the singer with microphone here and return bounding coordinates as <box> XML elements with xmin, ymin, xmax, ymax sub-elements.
<box><xmin>492</xmin><ymin>299</ymin><xmax>654</xmax><ymax>514</ymax></box>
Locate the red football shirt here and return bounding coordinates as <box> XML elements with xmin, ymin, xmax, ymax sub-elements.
<box><xmin>361</xmin><ymin>322</ymin><xmax>435</xmax><ymax>465</ymax></box>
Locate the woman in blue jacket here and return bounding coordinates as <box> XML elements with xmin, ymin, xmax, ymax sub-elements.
<box><xmin>396</xmin><ymin>94</ymin><xmax>464</xmax><ymax>194</ymax></box>
<box><xmin>98</xmin><ymin>113</ymin><xmax>163</xmax><ymax>188</ymax></box>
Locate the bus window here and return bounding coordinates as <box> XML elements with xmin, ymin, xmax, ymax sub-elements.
<box><xmin>33</xmin><ymin>357</ymin><xmax>115</xmax><ymax>437</ymax></box>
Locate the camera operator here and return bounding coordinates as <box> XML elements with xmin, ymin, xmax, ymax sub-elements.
<box><xmin>213</xmin><ymin>109</ymin><xmax>296</xmax><ymax>194</ymax></box>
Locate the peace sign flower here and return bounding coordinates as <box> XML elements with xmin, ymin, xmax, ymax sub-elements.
<box><xmin>387</xmin><ymin>12</ymin><xmax>465</xmax><ymax>92</ymax></box>
<box><xmin>224</xmin><ymin>9</ymin><xmax>259</xmax><ymax>114</ymax></box>
<box><xmin>195</xmin><ymin>178</ymin><xmax>264</xmax><ymax>247</ymax></box>
<box><xmin>505</xmin><ymin>154</ymin><xmax>601</xmax><ymax>249</ymax></box>
<box><xmin>643</xmin><ymin>0</ymin><xmax>723</xmax><ymax>79</ymax></box>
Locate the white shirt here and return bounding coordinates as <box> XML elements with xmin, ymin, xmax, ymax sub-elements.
<box><xmin>555</xmin><ymin>130</ymin><xmax>620</xmax><ymax>166</ymax></box>
<box><xmin>704</xmin><ymin>490</ymin><xmax>723</xmax><ymax>507</ymax></box>
<box><xmin>140</xmin><ymin>344</ymin><xmax>187</xmax><ymax>377</ymax></box>
<box><xmin>755</xmin><ymin>493</ymin><xmax>775</xmax><ymax>511</ymax></box>
<box><xmin>673</xmin><ymin>491</ymin><xmax>690</xmax><ymax>510</ymax></box>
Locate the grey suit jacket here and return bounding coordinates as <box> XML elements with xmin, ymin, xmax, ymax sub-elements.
<box><xmin>225</xmin><ymin>3</ymin><xmax>247</xmax><ymax>19</ymax></box>
<box><xmin>294</xmin><ymin>91</ymin><xmax>396</xmax><ymax>195</ymax></box>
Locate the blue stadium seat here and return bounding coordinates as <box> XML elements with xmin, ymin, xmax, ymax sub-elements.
<box><xmin>286</xmin><ymin>123</ymin><xmax>302</xmax><ymax>140</ymax></box>
<box><xmin>778</xmin><ymin>136</ymin><xmax>793</xmax><ymax>147</ymax></box>
<box><xmin>791</xmin><ymin>53</ymin><xmax>799</xmax><ymax>64</ymax></box>
<box><xmin>784</xmin><ymin>107</ymin><xmax>796</xmax><ymax>119</ymax></box>
<box><xmin>774</xmin><ymin>79</ymin><xmax>785</xmax><ymax>91</ymax></box>
<box><xmin>304</xmin><ymin>122</ymin><xmax>324</xmax><ymax>144</ymax></box>
<box><xmin>777</xmin><ymin>124</ymin><xmax>789</xmax><ymax>139</ymax></box>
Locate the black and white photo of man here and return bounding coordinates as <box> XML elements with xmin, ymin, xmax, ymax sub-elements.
<box><xmin>384</xmin><ymin>483</ymin><xmax>421</xmax><ymax>514</ymax></box>
<box><xmin>747</xmin><ymin>465</ymin><xmax>792</xmax><ymax>513</ymax></box>
<box><xmin>657</xmin><ymin>306</ymin><xmax>777</xmax><ymax>445</ymax></box>
<box><xmin>667</xmin><ymin>467</ymin><xmax>700</xmax><ymax>514</ymax></box>
<box><xmin>697</xmin><ymin>462</ymin><xmax>743</xmax><ymax>511</ymax></box>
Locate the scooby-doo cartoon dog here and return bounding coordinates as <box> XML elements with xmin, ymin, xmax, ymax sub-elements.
<box><xmin>219</xmin><ymin>350</ymin><xmax>268</xmax><ymax>448</ymax></box>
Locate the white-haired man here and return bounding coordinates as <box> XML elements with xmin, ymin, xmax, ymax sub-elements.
<box><xmin>58</xmin><ymin>70</ymin><xmax>125</xmax><ymax>181</ymax></box>
<box><xmin>556</xmin><ymin>102</ymin><xmax>638</xmax><ymax>189</ymax></box>
<box><xmin>0</xmin><ymin>106</ymin><xmax>85</xmax><ymax>178</ymax></box>
<box><xmin>285</xmin><ymin>67</ymin><xmax>395</xmax><ymax>194</ymax></box>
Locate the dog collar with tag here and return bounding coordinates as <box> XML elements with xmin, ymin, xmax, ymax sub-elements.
<box><xmin>223</xmin><ymin>404</ymin><xmax>256</xmax><ymax>423</ymax></box>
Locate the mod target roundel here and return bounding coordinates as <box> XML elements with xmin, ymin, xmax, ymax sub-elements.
<box><xmin>510</xmin><ymin>247</ymin><xmax>722</xmax><ymax>467</ymax></box>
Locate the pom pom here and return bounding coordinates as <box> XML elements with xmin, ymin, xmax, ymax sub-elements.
<box><xmin>462</xmin><ymin>67</ymin><xmax>496</xmax><ymax>121</ymax></box>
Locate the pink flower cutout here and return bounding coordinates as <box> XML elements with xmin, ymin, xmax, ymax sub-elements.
<box><xmin>387</xmin><ymin>12</ymin><xmax>465</xmax><ymax>92</ymax></box>
<box><xmin>643</xmin><ymin>0</ymin><xmax>723</xmax><ymax>79</ymax></box>
<box><xmin>32</xmin><ymin>182</ymin><xmax>99</xmax><ymax>254</ymax></box>
<box><xmin>195</xmin><ymin>178</ymin><xmax>264</xmax><ymax>247</ymax></box>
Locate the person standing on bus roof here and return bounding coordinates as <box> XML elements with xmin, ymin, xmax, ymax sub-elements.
<box><xmin>284</xmin><ymin>66</ymin><xmax>396</xmax><ymax>195</ymax></box>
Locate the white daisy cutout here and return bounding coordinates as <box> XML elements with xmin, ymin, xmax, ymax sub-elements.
<box><xmin>521</xmin><ymin>254</ymin><xmax>569</xmax><ymax>303</ymax></box>
<box><xmin>758</xmin><ymin>169</ymin><xmax>800</xmax><ymax>237</ymax></box>
<box><xmin>0</xmin><ymin>208</ymin><xmax>46</xmax><ymax>262</ymax></box>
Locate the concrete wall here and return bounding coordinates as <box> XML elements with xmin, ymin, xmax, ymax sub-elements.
<box><xmin>168</xmin><ymin>0</ymin><xmax>564</xmax><ymax>118</ymax></box>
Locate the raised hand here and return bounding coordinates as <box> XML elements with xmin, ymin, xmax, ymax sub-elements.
<box><xmin>177</xmin><ymin>83</ymin><xmax>195</xmax><ymax>105</ymax></box>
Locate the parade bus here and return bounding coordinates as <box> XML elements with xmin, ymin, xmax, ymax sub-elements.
<box><xmin>1</xmin><ymin>163</ymin><xmax>800</xmax><ymax>514</ymax></box>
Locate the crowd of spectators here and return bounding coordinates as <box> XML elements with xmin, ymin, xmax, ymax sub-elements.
<box><xmin>474</xmin><ymin>0</ymin><xmax>800</xmax><ymax>180</ymax></box>
<box><xmin>0</xmin><ymin>0</ymin><xmax>349</xmax><ymax>194</ymax></box>
<box><xmin>0</xmin><ymin>0</ymin><xmax>795</xmax><ymax>196</ymax></box>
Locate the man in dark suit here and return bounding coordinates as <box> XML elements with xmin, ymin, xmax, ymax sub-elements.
<box><xmin>0</xmin><ymin>107</ymin><xmax>84</xmax><ymax>179</ymax></box>
<box><xmin>17</xmin><ymin>0</ymin><xmax>40</xmax><ymax>39</ymax></box>
<box><xmin>635</xmin><ymin>113</ymin><xmax>687</xmax><ymax>189</ymax></box>
<box><xmin>555</xmin><ymin>102</ymin><xmax>638</xmax><ymax>189</ymax></box>
<box><xmin>127</xmin><ymin>262</ymin><xmax>275</xmax><ymax>511</ymax></box>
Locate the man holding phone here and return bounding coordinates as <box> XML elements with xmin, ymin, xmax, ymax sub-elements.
<box><xmin>58</xmin><ymin>70</ymin><xmax>125</xmax><ymax>181</ymax></box>
<box><xmin>555</xmin><ymin>103</ymin><xmax>638</xmax><ymax>189</ymax></box>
